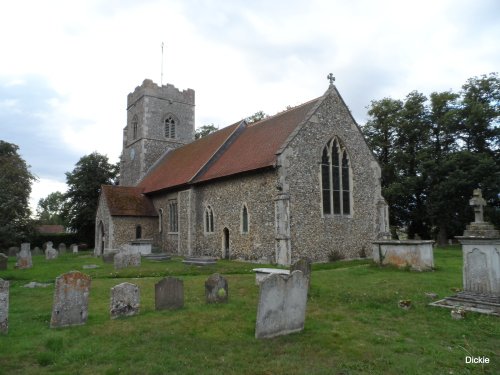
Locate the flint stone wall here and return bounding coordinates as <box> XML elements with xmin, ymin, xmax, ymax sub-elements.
<box><xmin>255</xmin><ymin>270</ymin><xmax>308</xmax><ymax>339</ymax></box>
<box><xmin>50</xmin><ymin>271</ymin><xmax>91</xmax><ymax>328</ymax></box>
<box><xmin>0</xmin><ymin>279</ymin><xmax>9</xmax><ymax>334</ymax></box>
<box><xmin>110</xmin><ymin>282</ymin><xmax>140</xmax><ymax>319</ymax></box>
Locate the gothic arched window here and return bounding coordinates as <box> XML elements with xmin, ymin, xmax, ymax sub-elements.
<box><xmin>241</xmin><ymin>204</ymin><xmax>249</xmax><ymax>233</ymax></box>
<box><xmin>132</xmin><ymin>115</ymin><xmax>139</xmax><ymax>139</ymax></box>
<box><xmin>205</xmin><ymin>205</ymin><xmax>214</xmax><ymax>233</ymax></box>
<box><xmin>164</xmin><ymin>115</ymin><xmax>176</xmax><ymax>139</ymax></box>
<box><xmin>321</xmin><ymin>137</ymin><xmax>351</xmax><ymax>216</ymax></box>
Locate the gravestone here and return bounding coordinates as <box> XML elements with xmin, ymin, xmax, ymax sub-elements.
<box><xmin>102</xmin><ymin>250</ymin><xmax>117</xmax><ymax>264</ymax></box>
<box><xmin>291</xmin><ymin>258</ymin><xmax>312</xmax><ymax>283</ymax></box>
<box><xmin>205</xmin><ymin>274</ymin><xmax>228</xmax><ymax>303</ymax></box>
<box><xmin>32</xmin><ymin>247</ymin><xmax>42</xmax><ymax>256</ymax></box>
<box><xmin>16</xmin><ymin>243</ymin><xmax>32</xmax><ymax>269</ymax></box>
<box><xmin>45</xmin><ymin>242</ymin><xmax>58</xmax><ymax>260</ymax></box>
<box><xmin>50</xmin><ymin>271</ymin><xmax>91</xmax><ymax>328</ymax></box>
<box><xmin>255</xmin><ymin>270</ymin><xmax>308</xmax><ymax>339</ymax></box>
<box><xmin>155</xmin><ymin>277</ymin><xmax>183</xmax><ymax>310</ymax></box>
<box><xmin>71</xmin><ymin>244</ymin><xmax>78</xmax><ymax>253</ymax></box>
<box><xmin>8</xmin><ymin>247</ymin><xmax>18</xmax><ymax>257</ymax></box>
<box><xmin>58</xmin><ymin>243</ymin><xmax>66</xmax><ymax>254</ymax></box>
<box><xmin>110</xmin><ymin>282</ymin><xmax>140</xmax><ymax>319</ymax></box>
<box><xmin>431</xmin><ymin>189</ymin><xmax>500</xmax><ymax>316</ymax></box>
<box><xmin>0</xmin><ymin>253</ymin><xmax>7</xmax><ymax>270</ymax></box>
<box><xmin>114</xmin><ymin>249</ymin><xmax>141</xmax><ymax>270</ymax></box>
<box><xmin>0</xmin><ymin>279</ymin><xmax>9</xmax><ymax>334</ymax></box>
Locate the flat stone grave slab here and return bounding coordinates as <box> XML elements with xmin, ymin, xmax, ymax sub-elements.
<box><xmin>430</xmin><ymin>291</ymin><xmax>500</xmax><ymax>317</ymax></box>
<box><xmin>252</xmin><ymin>268</ymin><xmax>290</xmax><ymax>285</ymax></box>
<box><xmin>182</xmin><ymin>256</ymin><xmax>217</xmax><ymax>266</ymax></box>
<box><xmin>50</xmin><ymin>271</ymin><xmax>91</xmax><ymax>328</ymax></box>
<box><xmin>143</xmin><ymin>253</ymin><xmax>171</xmax><ymax>261</ymax></box>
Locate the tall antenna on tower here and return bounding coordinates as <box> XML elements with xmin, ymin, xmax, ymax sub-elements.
<box><xmin>161</xmin><ymin>42</ymin><xmax>164</xmax><ymax>86</ymax></box>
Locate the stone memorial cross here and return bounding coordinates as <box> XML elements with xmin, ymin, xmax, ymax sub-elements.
<box><xmin>469</xmin><ymin>189</ymin><xmax>486</xmax><ymax>223</ymax></box>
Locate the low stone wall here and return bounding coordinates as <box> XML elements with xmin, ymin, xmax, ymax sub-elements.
<box><xmin>372</xmin><ymin>240</ymin><xmax>434</xmax><ymax>271</ymax></box>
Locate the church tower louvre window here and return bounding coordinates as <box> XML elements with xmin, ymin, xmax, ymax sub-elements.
<box><xmin>132</xmin><ymin>115</ymin><xmax>139</xmax><ymax>140</ymax></box>
<box><xmin>164</xmin><ymin>115</ymin><xmax>176</xmax><ymax>139</ymax></box>
<box><xmin>321</xmin><ymin>137</ymin><xmax>351</xmax><ymax>216</ymax></box>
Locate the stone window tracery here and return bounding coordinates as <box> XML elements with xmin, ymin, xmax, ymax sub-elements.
<box><xmin>164</xmin><ymin>115</ymin><xmax>176</xmax><ymax>139</ymax></box>
<box><xmin>321</xmin><ymin>137</ymin><xmax>351</xmax><ymax>216</ymax></box>
<box><xmin>205</xmin><ymin>205</ymin><xmax>214</xmax><ymax>233</ymax></box>
<box><xmin>168</xmin><ymin>200</ymin><xmax>178</xmax><ymax>233</ymax></box>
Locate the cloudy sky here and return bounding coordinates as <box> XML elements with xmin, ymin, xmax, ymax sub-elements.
<box><xmin>1</xmin><ymin>0</ymin><xmax>499</xmax><ymax>213</ymax></box>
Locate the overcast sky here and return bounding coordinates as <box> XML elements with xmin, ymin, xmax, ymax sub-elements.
<box><xmin>1</xmin><ymin>0</ymin><xmax>499</xmax><ymax>213</ymax></box>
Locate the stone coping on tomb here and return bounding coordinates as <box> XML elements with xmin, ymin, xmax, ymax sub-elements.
<box><xmin>252</xmin><ymin>268</ymin><xmax>290</xmax><ymax>285</ymax></box>
<box><xmin>372</xmin><ymin>240</ymin><xmax>435</xmax><ymax>245</ymax></box>
<box><xmin>455</xmin><ymin>236</ymin><xmax>500</xmax><ymax>241</ymax></box>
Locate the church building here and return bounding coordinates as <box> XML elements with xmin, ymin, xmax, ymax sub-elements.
<box><xmin>95</xmin><ymin>77</ymin><xmax>389</xmax><ymax>265</ymax></box>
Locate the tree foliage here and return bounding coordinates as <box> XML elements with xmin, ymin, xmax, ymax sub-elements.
<box><xmin>63</xmin><ymin>152</ymin><xmax>118</xmax><ymax>246</ymax></box>
<box><xmin>246</xmin><ymin>110</ymin><xmax>268</xmax><ymax>124</ymax></box>
<box><xmin>36</xmin><ymin>191</ymin><xmax>66</xmax><ymax>225</ymax></box>
<box><xmin>363</xmin><ymin>73</ymin><xmax>500</xmax><ymax>243</ymax></box>
<box><xmin>0</xmin><ymin>140</ymin><xmax>37</xmax><ymax>248</ymax></box>
<box><xmin>195</xmin><ymin>124</ymin><xmax>218</xmax><ymax>140</ymax></box>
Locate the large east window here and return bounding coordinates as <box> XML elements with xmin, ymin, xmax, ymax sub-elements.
<box><xmin>321</xmin><ymin>137</ymin><xmax>351</xmax><ymax>216</ymax></box>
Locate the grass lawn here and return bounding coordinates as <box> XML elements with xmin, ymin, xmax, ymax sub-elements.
<box><xmin>0</xmin><ymin>246</ymin><xmax>498</xmax><ymax>375</ymax></box>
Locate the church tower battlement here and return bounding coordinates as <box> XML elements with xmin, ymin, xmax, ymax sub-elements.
<box><xmin>120</xmin><ymin>79</ymin><xmax>195</xmax><ymax>186</ymax></box>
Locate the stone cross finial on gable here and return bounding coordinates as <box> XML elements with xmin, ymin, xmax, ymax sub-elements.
<box><xmin>327</xmin><ymin>73</ymin><xmax>335</xmax><ymax>86</ymax></box>
<box><xmin>469</xmin><ymin>189</ymin><xmax>486</xmax><ymax>223</ymax></box>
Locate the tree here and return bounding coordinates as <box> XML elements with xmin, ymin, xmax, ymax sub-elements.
<box><xmin>195</xmin><ymin>124</ymin><xmax>218</xmax><ymax>140</ymax></box>
<box><xmin>36</xmin><ymin>191</ymin><xmax>66</xmax><ymax>225</ymax></box>
<box><xmin>63</xmin><ymin>152</ymin><xmax>118</xmax><ymax>246</ymax></box>
<box><xmin>0</xmin><ymin>140</ymin><xmax>37</xmax><ymax>248</ymax></box>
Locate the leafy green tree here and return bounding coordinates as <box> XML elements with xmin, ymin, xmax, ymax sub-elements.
<box><xmin>195</xmin><ymin>124</ymin><xmax>218</xmax><ymax>140</ymax></box>
<box><xmin>0</xmin><ymin>140</ymin><xmax>37</xmax><ymax>248</ymax></box>
<box><xmin>63</xmin><ymin>152</ymin><xmax>118</xmax><ymax>246</ymax></box>
<box><xmin>36</xmin><ymin>191</ymin><xmax>66</xmax><ymax>225</ymax></box>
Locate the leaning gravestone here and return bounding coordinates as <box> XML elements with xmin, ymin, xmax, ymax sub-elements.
<box><xmin>255</xmin><ymin>270</ymin><xmax>308</xmax><ymax>339</ymax></box>
<box><xmin>114</xmin><ymin>250</ymin><xmax>141</xmax><ymax>270</ymax></box>
<box><xmin>16</xmin><ymin>243</ymin><xmax>32</xmax><ymax>269</ymax></box>
<box><xmin>0</xmin><ymin>253</ymin><xmax>7</xmax><ymax>270</ymax></box>
<box><xmin>155</xmin><ymin>277</ymin><xmax>183</xmax><ymax>310</ymax></box>
<box><xmin>58</xmin><ymin>243</ymin><xmax>66</xmax><ymax>254</ymax></box>
<box><xmin>205</xmin><ymin>273</ymin><xmax>228</xmax><ymax>304</ymax></box>
<box><xmin>0</xmin><ymin>279</ymin><xmax>9</xmax><ymax>334</ymax></box>
<box><xmin>50</xmin><ymin>271</ymin><xmax>91</xmax><ymax>328</ymax></box>
<box><xmin>45</xmin><ymin>242</ymin><xmax>58</xmax><ymax>260</ymax></box>
<box><xmin>110</xmin><ymin>282</ymin><xmax>140</xmax><ymax>319</ymax></box>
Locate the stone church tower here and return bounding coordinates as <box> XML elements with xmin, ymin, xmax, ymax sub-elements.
<box><xmin>119</xmin><ymin>79</ymin><xmax>195</xmax><ymax>186</ymax></box>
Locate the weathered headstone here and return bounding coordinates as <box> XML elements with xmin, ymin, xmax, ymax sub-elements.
<box><xmin>0</xmin><ymin>253</ymin><xmax>8</xmax><ymax>270</ymax></box>
<box><xmin>45</xmin><ymin>242</ymin><xmax>58</xmax><ymax>260</ymax></box>
<box><xmin>114</xmin><ymin>250</ymin><xmax>141</xmax><ymax>270</ymax></box>
<box><xmin>70</xmin><ymin>244</ymin><xmax>78</xmax><ymax>253</ymax></box>
<box><xmin>0</xmin><ymin>279</ymin><xmax>9</xmax><ymax>334</ymax></box>
<box><xmin>155</xmin><ymin>277</ymin><xmax>183</xmax><ymax>310</ymax></box>
<box><xmin>32</xmin><ymin>247</ymin><xmax>42</xmax><ymax>256</ymax></box>
<box><xmin>16</xmin><ymin>243</ymin><xmax>32</xmax><ymax>269</ymax></box>
<box><xmin>255</xmin><ymin>270</ymin><xmax>308</xmax><ymax>339</ymax></box>
<box><xmin>8</xmin><ymin>247</ymin><xmax>18</xmax><ymax>257</ymax></box>
<box><xmin>110</xmin><ymin>282</ymin><xmax>140</xmax><ymax>319</ymax></box>
<box><xmin>50</xmin><ymin>271</ymin><xmax>91</xmax><ymax>328</ymax></box>
<box><xmin>58</xmin><ymin>243</ymin><xmax>66</xmax><ymax>254</ymax></box>
<box><xmin>102</xmin><ymin>250</ymin><xmax>117</xmax><ymax>264</ymax></box>
<box><xmin>205</xmin><ymin>273</ymin><xmax>228</xmax><ymax>303</ymax></box>
<box><xmin>291</xmin><ymin>258</ymin><xmax>312</xmax><ymax>283</ymax></box>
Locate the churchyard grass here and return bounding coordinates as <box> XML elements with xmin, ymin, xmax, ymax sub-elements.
<box><xmin>0</xmin><ymin>246</ymin><xmax>498</xmax><ymax>374</ymax></box>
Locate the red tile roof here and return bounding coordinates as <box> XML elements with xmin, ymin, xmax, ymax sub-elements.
<box><xmin>101</xmin><ymin>185</ymin><xmax>157</xmax><ymax>216</ymax></box>
<box><xmin>136</xmin><ymin>96</ymin><xmax>321</xmax><ymax>194</ymax></box>
<box><xmin>36</xmin><ymin>225</ymin><xmax>65</xmax><ymax>234</ymax></box>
